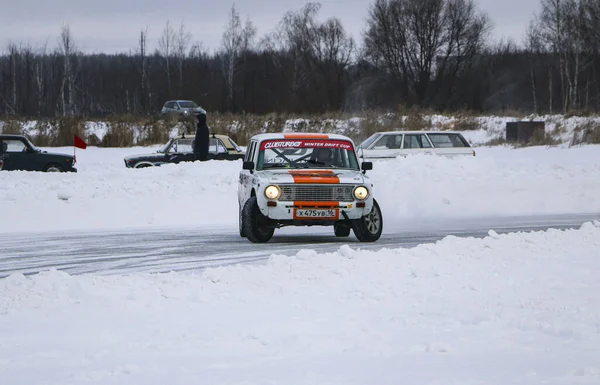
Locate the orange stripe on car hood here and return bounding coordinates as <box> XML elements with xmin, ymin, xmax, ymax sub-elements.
<box><xmin>283</xmin><ymin>133</ymin><xmax>329</xmax><ymax>139</ymax></box>
<box><xmin>288</xmin><ymin>170</ymin><xmax>340</xmax><ymax>184</ymax></box>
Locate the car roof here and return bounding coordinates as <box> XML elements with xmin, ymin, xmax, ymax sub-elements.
<box><xmin>0</xmin><ymin>134</ymin><xmax>27</xmax><ymax>140</ymax></box>
<box><xmin>171</xmin><ymin>133</ymin><xmax>232</xmax><ymax>141</ymax></box>
<box><xmin>249</xmin><ymin>132</ymin><xmax>354</xmax><ymax>142</ymax></box>
<box><xmin>372</xmin><ymin>130</ymin><xmax>467</xmax><ymax>135</ymax></box>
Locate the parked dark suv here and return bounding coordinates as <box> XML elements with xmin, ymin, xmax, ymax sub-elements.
<box><xmin>0</xmin><ymin>134</ymin><xmax>77</xmax><ymax>172</ymax></box>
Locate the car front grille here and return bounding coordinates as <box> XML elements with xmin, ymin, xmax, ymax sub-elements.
<box><xmin>279</xmin><ymin>184</ymin><xmax>355</xmax><ymax>202</ymax></box>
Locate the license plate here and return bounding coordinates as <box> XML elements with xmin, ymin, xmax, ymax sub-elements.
<box><xmin>294</xmin><ymin>209</ymin><xmax>337</xmax><ymax>219</ymax></box>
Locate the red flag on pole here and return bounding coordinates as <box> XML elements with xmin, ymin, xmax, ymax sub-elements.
<box><xmin>74</xmin><ymin>135</ymin><xmax>87</xmax><ymax>149</ymax></box>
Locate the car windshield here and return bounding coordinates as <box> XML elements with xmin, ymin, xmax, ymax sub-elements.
<box><xmin>157</xmin><ymin>139</ymin><xmax>174</xmax><ymax>153</ymax></box>
<box><xmin>229</xmin><ymin>138</ymin><xmax>242</xmax><ymax>152</ymax></box>
<box><xmin>256</xmin><ymin>138</ymin><xmax>359</xmax><ymax>170</ymax></box>
<box><xmin>178</xmin><ymin>101</ymin><xmax>198</xmax><ymax>108</ymax></box>
<box><xmin>23</xmin><ymin>137</ymin><xmax>39</xmax><ymax>151</ymax></box>
<box><xmin>358</xmin><ymin>133</ymin><xmax>381</xmax><ymax>149</ymax></box>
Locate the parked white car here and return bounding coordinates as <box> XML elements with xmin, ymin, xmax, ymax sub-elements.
<box><xmin>238</xmin><ymin>133</ymin><xmax>383</xmax><ymax>243</ymax></box>
<box><xmin>358</xmin><ymin>131</ymin><xmax>476</xmax><ymax>159</ymax></box>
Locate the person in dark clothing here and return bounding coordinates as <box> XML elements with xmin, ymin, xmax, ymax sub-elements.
<box><xmin>194</xmin><ymin>112</ymin><xmax>210</xmax><ymax>161</ymax></box>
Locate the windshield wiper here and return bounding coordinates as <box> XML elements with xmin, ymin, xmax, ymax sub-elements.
<box><xmin>261</xmin><ymin>164</ymin><xmax>290</xmax><ymax>169</ymax></box>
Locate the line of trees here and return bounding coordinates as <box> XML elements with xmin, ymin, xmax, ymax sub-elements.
<box><xmin>3</xmin><ymin>0</ymin><xmax>600</xmax><ymax>118</ymax></box>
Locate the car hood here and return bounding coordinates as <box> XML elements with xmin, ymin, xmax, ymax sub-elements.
<box><xmin>38</xmin><ymin>150</ymin><xmax>74</xmax><ymax>159</ymax></box>
<box><xmin>124</xmin><ymin>152</ymin><xmax>165</xmax><ymax>161</ymax></box>
<box><xmin>256</xmin><ymin>169</ymin><xmax>367</xmax><ymax>184</ymax></box>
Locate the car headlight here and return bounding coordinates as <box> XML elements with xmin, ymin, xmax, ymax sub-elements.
<box><xmin>265</xmin><ymin>185</ymin><xmax>280</xmax><ymax>200</ymax></box>
<box><xmin>354</xmin><ymin>186</ymin><xmax>369</xmax><ymax>200</ymax></box>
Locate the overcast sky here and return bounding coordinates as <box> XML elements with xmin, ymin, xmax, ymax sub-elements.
<box><xmin>0</xmin><ymin>0</ymin><xmax>541</xmax><ymax>54</ymax></box>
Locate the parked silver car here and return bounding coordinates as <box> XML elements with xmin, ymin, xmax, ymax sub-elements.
<box><xmin>160</xmin><ymin>100</ymin><xmax>206</xmax><ymax>117</ymax></box>
<box><xmin>358</xmin><ymin>131</ymin><xmax>476</xmax><ymax>159</ymax></box>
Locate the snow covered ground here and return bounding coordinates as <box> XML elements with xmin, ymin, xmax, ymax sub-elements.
<box><xmin>1</xmin><ymin>140</ymin><xmax>600</xmax><ymax>383</ymax></box>
<box><xmin>0</xmin><ymin>144</ymin><xmax>599</xmax><ymax>234</ymax></box>
<box><xmin>1</xmin><ymin>222</ymin><xmax>599</xmax><ymax>384</ymax></box>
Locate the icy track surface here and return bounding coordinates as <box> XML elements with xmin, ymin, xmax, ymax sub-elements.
<box><xmin>1</xmin><ymin>222</ymin><xmax>600</xmax><ymax>385</ymax></box>
<box><xmin>1</xmin><ymin>145</ymin><xmax>599</xmax><ymax>234</ymax></box>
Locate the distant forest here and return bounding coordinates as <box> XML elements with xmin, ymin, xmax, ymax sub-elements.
<box><xmin>2</xmin><ymin>0</ymin><xmax>600</xmax><ymax>118</ymax></box>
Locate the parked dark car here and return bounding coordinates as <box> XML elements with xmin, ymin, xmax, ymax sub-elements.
<box><xmin>0</xmin><ymin>134</ymin><xmax>77</xmax><ymax>172</ymax></box>
<box><xmin>124</xmin><ymin>133</ymin><xmax>245</xmax><ymax>168</ymax></box>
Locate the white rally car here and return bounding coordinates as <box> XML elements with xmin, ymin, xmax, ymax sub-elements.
<box><xmin>238</xmin><ymin>132</ymin><xmax>383</xmax><ymax>243</ymax></box>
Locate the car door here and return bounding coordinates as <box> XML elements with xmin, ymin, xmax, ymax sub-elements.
<box><xmin>362</xmin><ymin>133</ymin><xmax>403</xmax><ymax>159</ymax></box>
<box><xmin>238</xmin><ymin>140</ymin><xmax>257</xmax><ymax>208</ymax></box>
<box><xmin>426</xmin><ymin>133</ymin><xmax>475</xmax><ymax>157</ymax></box>
<box><xmin>166</xmin><ymin>138</ymin><xmax>195</xmax><ymax>163</ymax></box>
<box><xmin>0</xmin><ymin>140</ymin><xmax>6</xmax><ymax>170</ymax></box>
<box><xmin>400</xmin><ymin>134</ymin><xmax>435</xmax><ymax>157</ymax></box>
<box><xmin>0</xmin><ymin>138</ymin><xmax>40</xmax><ymax>171</ymax></box>
<box><xmin>207</xmin><ymin>137</ymin><xmax>229</xmax><ymax>160</ymax></box>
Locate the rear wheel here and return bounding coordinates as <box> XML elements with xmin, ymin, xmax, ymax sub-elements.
<box><xmin>352</xmin><ymin>199</ymin><xmax>383</xmax><ymax>242</ymax></box>
<box><xmin>242</xmin><ymin>196</ymin><xmax>274</xmax><ymax>243</ymax></box>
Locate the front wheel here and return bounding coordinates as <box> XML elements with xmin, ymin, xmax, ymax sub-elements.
<box><xmin>352</xmin><ymin>199</ymin><xmax>383</xmax><ymax>242</ymax></box>
<box><xmin>44</xmin><ymin>163</ymin><xmax>64</xmax><ymax>172</ymax></box>
<box><xmin>238</xmin><ymin>203</ymin><xmax>246</xmax><ymax>238</ymax></box>
<box><xmin>241</xmin><ymin>196</ymin><xmax>274</xmax><ymax>243</ymax></box>
<box><xmin>334</xmin><ymin>222</ymin><xmax>351</xmax><ymax>237</ymax></box>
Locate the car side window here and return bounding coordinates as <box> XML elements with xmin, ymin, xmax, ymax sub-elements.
<box><xmin>3</xmin><ymin>139</ymin><xmax>26</xmax><ymax>153</ymax></box>
<box><xmin>176</xmin><ymin>139</ymin><xmax>193</xmax><ymax>153</ymax></box>
<box><xmin>403</xmin><ymin>134</ymin><xmax>431</xmax><ymax>149</ymax></box>
<box><xmin>208</xmin><ymin>138</ymin><xmax>227</xmax><ymax>154</ymax></box>
<box><xmin>373</xmin><ymin>134</ymin><xmax>402</xmax><ymax>149</ymax></box>
<box><xmin>245</xmin><ymin>141</ymin><xmax>256</xmax><ymax>162</ymax></box>
<box><xmin>427</xmin><ymin>133</ymin><xmax>470</xmax><ymax>148</ymax></box>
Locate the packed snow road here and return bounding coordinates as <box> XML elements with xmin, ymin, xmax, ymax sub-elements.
<box><xmin>1</xmin><ymin>213</ymin><xmax>597</xmax><ymax>278</ymax></box>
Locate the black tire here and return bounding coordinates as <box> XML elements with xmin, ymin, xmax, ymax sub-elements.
<box><xmin>241</xmin><ymin>196</ymin><xmax>274</xmax><ymax>243</ymax></box>
<box><xmin>352</xmin><ymin>198</ymin><xmax>383</xmax><ymax>242</ymax></box>
<box><xmin>334</xmin><ymin>222</ymin><xmax>351</xmax><ymax>237</ymax></box>
<box><xmin>238</xmin><ymin>203</ymin><xmax>247</xmax><ymax>238</ymax></box>
<box><xmin>44</xmin><ymin>163</ymin><xmax>64</xmax><ymax>172</ymax></box>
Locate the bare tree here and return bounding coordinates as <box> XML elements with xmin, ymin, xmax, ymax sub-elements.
<box><xmin>525</xmin><ymin>18</ymin><xmax>543</xmax><ymax>113</ymax></box>
<box><xmin>7</xmin><ymin>42</ymin><xmax>18</xmax><ymax>114</ymax></box>
<box><xmin>175</xmin><ymin>21</ymin><xmax>192</xmax><ymax>95</ymax></box>
<box><xmin>221</xmin><ymin>3</ymin><xmax>256</xmax><ymax>112</ymax></box>
<box><xmin>364</xmin><ymin>0</ymin><xmax>490</xmax><ymax>106</ymax></box>
<box><xmin>277</xmin><ymin>2</ymin><xmax>322</xmax><ymax>107</ymax></box>
<box><xmin>313</xmin><ymin>18</ymin><xmax>355</xmax><ymax>108</ymax></box>
<box><xmin>58</xmin><ymin>25</ymin><xmax>77</xmax><ymax>116</ymax></box>
<box><xmin>158</xmin><ymin>21</ymin><xmax>176</xmax><ymax>95</ymax></box>
<box><xmin>137</xmin><ymin>28</ymin><xmax>149</xmax><ymax>113</ymax></box>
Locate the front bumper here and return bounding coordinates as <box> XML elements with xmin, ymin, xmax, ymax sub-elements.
<box><xmin>260</xmin><ymin>200</ymin><xmax>372</xmax><ymax>222</ymax></box>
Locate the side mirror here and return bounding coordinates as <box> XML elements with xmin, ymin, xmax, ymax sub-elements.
<box><xmin>361</xmin><ymin>161</ymin><xmax>373</xmax><ymax>172</ymax></box>
<box><xmin>243</xmin><ymin>161</ymin><xmax>254</xmax><ymax>170</ymax></box>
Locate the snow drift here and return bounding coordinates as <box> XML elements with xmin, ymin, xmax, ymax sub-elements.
<box><xmin>1</xmin><ymin>222</ymin><xmax>599</xmax><ymax>384</ymax></box>
<box><xmin>1</xmin><ymin>145</ymin><xmax>599</xmax><ymax>234</ymax></box>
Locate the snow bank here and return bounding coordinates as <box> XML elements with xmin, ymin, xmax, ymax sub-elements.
<box><xmin>3</xmin><ymin>113</ymin><xmax>599</xmax><ymax>146</ymax></box>
<box><xmin>282</xmin><ymin>114</ymin><xmax>600</xmax><ymax>146</ymax></box>
<box><xmin>1</xmin><ymin>222</ymin><xmax>599</xmax><ymax>384</ymax></box>
<box><xmin>1</xmin><ymin>145</ymin><xmax>599</xmax><ymax>234</ymax></box>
